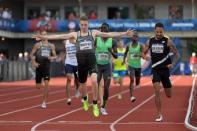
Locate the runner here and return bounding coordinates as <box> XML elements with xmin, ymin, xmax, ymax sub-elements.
<box><xmin>33</xmin><ymin>16</ymin><xmax>133</xmax><ymax>117</ymax></box>
<box><xmin>30</xmin><ymin>30</ymin><xmax>56</xmax><ymax>109</ymax></box>
<box><xmin>63</xmin><ymin>38</ymin><xmax>80</xmax><ymax>105</ymax></box>
<box><xmin>96</xmin><ymin>22</ymin><xmax>117</xmax><ymax>115</ymax></box>
<box><xmin>123</xmin><ymin>30</ymin><xmax>147</xmax><ymax>102</ymax></box>
<box><xmin>144</xmin><ymin>22</ymin><xmax>180</xmax><ymax>122</ymax></box>
<box><xmin>113</xmin><ymin>40</ymin><xmax>127</xmax><ymax>99</ymax></box>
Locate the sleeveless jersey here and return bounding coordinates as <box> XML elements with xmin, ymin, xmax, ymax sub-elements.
<box><xmin>76</xmin><ymin>30</ymin><xmax>95</xmax><ymax>56</ymax></box>
<box><xmin>95</xmin><ymin>37</ymin><xmax>112</xmax><ymax>65</ymax></box>
<box><xmin>149</xmin><ymin>36</ymin><xmax>171</xmax><ymax>69</ymax></box>
<box><xmin>64</xmin><ymin>40</ymin><xmax>78</xmax><ymax>66</ymax></box>
<box><xmin>113</xmin><ymin>48</ymin><xmax>127</xmax><ymax>70</ymax></box>
<box><xmin>36</xmin><ymin>41</ymin><xmax>53</xmax><ymax>66</ymax></box>
<box><xmin>128</xmin><ymin>43</ymin><xmax>141</xmax><ymax>68</ymax></box>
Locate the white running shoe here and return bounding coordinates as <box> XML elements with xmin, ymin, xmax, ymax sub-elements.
<box><xmin>135</xmin><ymin>85</ymin><xmax>140</xmax><ymax>89</ymax></box>
<box><xmin>118</xmin><ymin>94</ymin><xmax>122</xmax><ymax>99</ymax></box>
<box><xmin>155</xmin><ymin>115</ymin><xmax>163</xmax><ymax>122</ymax></box>
<box><xmin>100</xmin><ymin>107</ymin><xmax>108</xmax><ymax>115</ymax></box>
<box><xmin>75</xmin><ymin>89</ymin><xmax>80</xmax><ymax>98</ymax></box>
<box><xmin>130</xmin><ymin>96</ymin><xmax>136</xmax><ymax>102</ymax></box>
<box><xmin>67</xmin><ymin>98</ymin><xmax>72</xmax><ymax>105</ymax></box>
<box><xmin>41</xmin><ymin>102</ymin><xmax>47</xmax><ymax>109</ymax></box>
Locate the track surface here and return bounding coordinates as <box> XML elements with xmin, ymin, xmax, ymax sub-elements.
<box><xmin>0</xmin><ymin>76</ymin><xmax>194</xmax><ymax>131</ymax></box>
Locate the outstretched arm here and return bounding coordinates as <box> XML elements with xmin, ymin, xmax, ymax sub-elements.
<box><xmin>92</xmin><ymin>29</ymin><xmax>133</xmax><ymax>38</ymax></box>
<box><xmin>32</xmin><ymin>32</ymin><xmax>77</xmax><ymax>41</ymax></box>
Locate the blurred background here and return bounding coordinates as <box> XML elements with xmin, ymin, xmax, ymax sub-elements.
<box><xmin>0</xmin><ymin>0</ymin><xmax>196</xmax><ymax>81</ymax></box>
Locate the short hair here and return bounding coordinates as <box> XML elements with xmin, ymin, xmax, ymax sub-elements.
<box><xmin>155</xmin><ymin>22</ymin><xmax>164</xmax><ymax>29</ymax></box>
<box><xmin>100</xmin><ymin>22</ymin><xmax>109</xmax><ymax>30</ymax></box>
<box><xmin>101</xmin><ymin>22</ymin><xmax>109</xmax><ymax>28</ymax></box>
<box><xmin>132</xmin><ymin>30</ymin><xmax>138</xmax><ymax>37</ymax></box>
<box><xmin>39</xmin><ymin>30</ymin><xmax>47</xmax><ymax>35</ymax></box>
<box><xmin>80</xmin><ymin>16</ymin><xmax>88</xmax><ymax>21</ymax></box>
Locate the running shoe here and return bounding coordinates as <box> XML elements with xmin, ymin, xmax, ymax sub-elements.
<box><xmin>130</xmin><ymin>96</ymin><xmax>136</xmax><ymax>102</ymax></box>
<box><xmin>93</xmin><ymin>104</ymin><xmax>99</xmax><ymax>117</ymax></box>
<box><xmin>82</xmin><ymin>96</ymin><xmax>89</xmax><ymax>111</ymax></box>
<box><xmin>155</xmin><ymin>115</ymin><xmax>163</xmax><ymax>122</ymax></box>
<box><xmin>100</xmin><ymin>107</ymin><xmax>108</xmax><ymax>115</ymax></box>
<box><xmin>67</xmin><ymin>98</ymin><xmax>71</xmax><ymax>105</ymax></box>
<box><xmin>41</xmin><ymin>102</ymin><xmax>47</xmax><ymax>109</ymax></box>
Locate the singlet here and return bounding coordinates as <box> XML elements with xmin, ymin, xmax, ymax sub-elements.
<box><xmin>75</xmin><ymin>30</ymin><xmax>95</xmax><ymax>56</ymax></box>
<box><xmin>95</xmin><ymin>37</ymin><xmax>112</xmax><ymax>65</ymax></box>
<box><xmin>64</xmin><ymin>40</ymin><xmax>78</xmax><ymax>66</ymax></box>
<box><xmin>36</xmin><ymin>41</ymin><xmax>53</xmax><ymax>66</ymax></box>
<box><xmin>149</xmin><ymin>36</ymin><xmax>171</xmax><ymax>69</ymax></box>
<box><xmin>128</xmin><ymin>43</ymin><xmax>141</xmax><ymax>68</ymax></box>
<box><xmin>113</xmin><ymin>48</ymin><xmax>127</xmax><ymax>71</ymax></box>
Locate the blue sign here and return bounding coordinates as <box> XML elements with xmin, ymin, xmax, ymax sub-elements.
<box><xmin>0</xmin><ymin>18</ymin><xmax>197</xmax><ymax>32</ymax></box>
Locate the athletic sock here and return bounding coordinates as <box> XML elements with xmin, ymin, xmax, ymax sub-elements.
<box><xmin>102</xmin><ymin>100</ymin><xmax>106</xmax><ymax>108</ymax></box>
<box><xmin>83</xmin><ymin>96</ymin><xmax>87</xmax><ymax>101</ymax></box>
<box><xmin>93</xmin><ymin>100</ymin><xmax>97</xmax><ymax>105</ymax></box>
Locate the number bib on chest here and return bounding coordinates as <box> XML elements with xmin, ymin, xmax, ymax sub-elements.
<box><xmin>67</xmin><ymin>52</ymin><xmax>76</xmax><ymax>59</ymax></box>
<box><xmin>79</xmin><ymin>41</ymin><xmax>92</xmax><ymax>50</ymax></box>
<box><xmin>130</xmin><ymin>53</ymin><xmax>139</xmax><ymax>59</ymax></box>
<box><xmin>152</xmin><ymin>44</ymin><xmax>164</xmax><ymax>53</ymax></box>
<box><xmin>98</xmin><ymin>53</ymin><xmax>109</xmax><ymax>61</ymax></box>
<box><xmin>41</xmin><ymin>49</ymin><xmax>50</xmax><ymax>57</ymax></box>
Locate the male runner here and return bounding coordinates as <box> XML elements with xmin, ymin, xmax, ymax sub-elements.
<box><xmin>63</xmin><ymin>38</ymin><xmax>80</xmax><ymax>105</ymax></box>
<box><xmin>96</xmin><ymin>22</ymin><xmax>117</xmax><ymax>115</ymax></box>
<box><xmin>30</xmin><ymin>30</ymin><xmax>56</xmax><ymax>109</ymax></box>
<box><xmin>144</xmin><ymin>22</ymin><xmax>179</xmax><ymax>122</ymax></box>
<box><xmin>33</xmin><ymin>16</ymin><xmax>133</xmax><ymax>117</ymax></box>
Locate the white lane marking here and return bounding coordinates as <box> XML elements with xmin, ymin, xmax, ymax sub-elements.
<box><xmin>0</xmin><ymin>120</ymin><xmax>184</xmax><ymax>125</ymax></box>
<box><xmin>110</xmin><ymin>76</ymin><xmax>181</xmax><ymax>131</ymax></box>
<box><xmin>0</xmin><ymin>89</ymin><xmax>37</xmax><ymax>97</ymax></box>
<box><xmin>0</xmin><ymin>89</ymin><xmax>92</xmax><ymax>117</ymax></box>
<box><xmin>31</xmin><ymin>80</ymin><xmax>152</xmax><ymax>131</ymax></box>
<box><xmin>0</xmin><ymin>89</ymin><xmax>65</xmax><ymax>104</ymax></box>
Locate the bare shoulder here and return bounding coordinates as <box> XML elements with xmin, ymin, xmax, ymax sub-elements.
<box><xmin>145</xmin><ymin>39</ymin><xmax>150</xmax><ymax>46</ymax></box>
<box><xmin>34</xmin><ymin>42</ymin><xmax>41</xmax><ymax>48</ymax></box>
<box><xmin>167</xmin><ymin>38</ymin><xmax>173</xmax><ymax>47</ymax></box>
<box><xmin>92</xmin><ymin>29</ymin><xmax>100</xmax><ymax>37</ymax></box>
<box><xmin>49</xmin><ymin>43</ymin><xmax>56</xmax><ymax>48</ymax></box>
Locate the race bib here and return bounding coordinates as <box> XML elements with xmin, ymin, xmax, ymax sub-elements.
<box><xmin>152</xmin><ymin>44</ymin><xmax>164</xmax><ymax>53</ymax></box>
<box><xmin>67</xmin><ymin>52</ymin><xmax>76</xmax><ymax>59</ymax></box>
<box><xmin>130</xmin><ymin>53</ymin><xmax>139</xmax><ymax>59</ymax></box>
<box><xmin>79</xmin><ymin>41</ymin><xmax>92</xmax><ymax>50</ymax></box>
<box><xmin>98</xmin><ymin>53</ymin><xmax>109</xmax><ymax>61</ymax></box>
<box><xmin>118</xmin><ymin>55</ymin><xmax>124</xmax><ymax>60</ymax></box>
<box><xmin>41</xmin><ymin>49</ymin><xmax>50</xmax><ymax>57</ymax></box>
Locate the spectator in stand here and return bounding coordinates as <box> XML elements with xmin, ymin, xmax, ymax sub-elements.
<box><xmin>114</xmin><ymin>11</ymin><xmax>121</xmax><ymax>19</ymax></box>
<box><xmin>2</xmin><ymin>8</ymin><xmax>9</xmax><ymax>19</ymax></box>
<box><xmin>18</xmin><ymin>52</ymin><xmax>24</xmax><ymax>62</ymax></box>
<box><xmin>0</xmin><ymin>53</ymin><xmax>4</xmax><ymax>62</ymax></box>
<box><xmin>190</xmin><ymin>52</ymin><xmax>197</xmax><ymax>77</ymax></box>
<box><xmin>0</xmin><ymin>7</ymin><xmax>3</xmax><ymax>18</ymax></box>
<box><xmin>68</xmin><ymin>12</ymin><xmax>77</xmax><ymax>21</ymax></box>
<box><xmin>89</xmin><ymin>10</ymin><xmax>97</xmax><ymax>20</ymax></box>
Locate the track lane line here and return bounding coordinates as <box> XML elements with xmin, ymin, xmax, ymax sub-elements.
<box><xmin>110</xmin><ymin>76</ymin><xmax>181</xmax><ymax>131</ymax></box>
<box><xmin>31</xmin><ymin>79</ymin><xmax>152</xmax><ymax>131</ymax></box>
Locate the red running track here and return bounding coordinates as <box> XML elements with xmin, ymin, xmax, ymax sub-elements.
<box><xmin>0</xmin><ymin>76</ymin><xmax>193</xmax><ymax>131</ymax></box>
